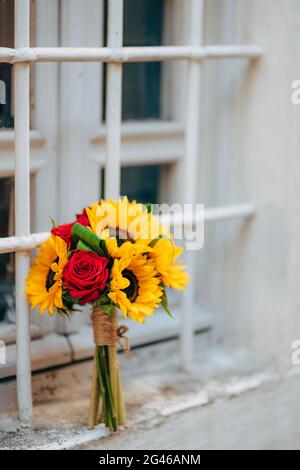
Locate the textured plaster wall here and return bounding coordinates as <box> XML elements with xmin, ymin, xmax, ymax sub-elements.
<box><xmin>197</xmin><ymin>0</ymin><xmax>300</xmax><ymax>367</ymax></box>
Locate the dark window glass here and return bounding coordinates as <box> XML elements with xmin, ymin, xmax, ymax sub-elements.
<box><xmin>103</xmin><ymin>0</ymin><xmax>164</xmax><ymax>121</ymax></box>
<box><xmin>0</xmin><ymin>177</ymin><xmax>34</xmax><ymax>322</ymax></box>
<box><xmin>101</xmin><ymin>165</ymin><xmax>162</xmax><ymax>204</ymax></box>
<box><xmin>0</xmin><ymin>0</ymin><xmax>14</xmax><ymax>129</ymax></box>
<box><xmin>121</xmin><ymin>165</ymin><xmax>162</xmax><ymax>203</ymax></box>
<box><xmin>0</xmin><ymin>178</ymin><xmax>14</xmax><ymax>322</ymax></box>
<box><xmin>122</xmin><ymin>0</ymin><xmax>163</xmax><ymax>120</ymax></box>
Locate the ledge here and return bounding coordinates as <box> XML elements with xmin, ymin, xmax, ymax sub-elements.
<box><xmin>90</xmin><ymin>121</ymin><xmax>184</xmax><ymax>166</ymax></box>
<box><xmin>0</xmin><ymin>333</ymin><xmax>72</xmax><ymax>381</ymax></box>
<box><xmin>0</xmin><ymin>337</ymin><xmax>280</xmax><ymax>450</ymax></box>
<box><xmin>0</xmin><ymin>308</ymin><xmax>212</xmax><ymax>380</ymax></box>
<box><xmin>0</xmin><ymin>322</ymin><xmax>41</xmax><ymax>346</ymax></box>
<box><xmin>0</xmin><ymin>130</ymin><xmax>45</xmax><ymax>149</ymax></box>
<box><xmin>0</xmin><ymin>130</ymin><xmax>46</xmax><ymax>177</ymax></box>
<box><xmin>91</xmin><ymin>121</ymin><xmax>184</xmax><ymax>142</ymax></box>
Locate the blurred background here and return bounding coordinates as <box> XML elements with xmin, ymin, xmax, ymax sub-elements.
<box><xmin>1</xmin><ymin>0</ymin><xmax>300</xmax><ymax>449</ymax></box>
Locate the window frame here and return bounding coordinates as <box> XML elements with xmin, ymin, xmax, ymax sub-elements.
<box><xmin>0</xmin><ymin>0</ymin><xmax>211</xmax><ymax>375</ymax></box>
<box><xmin>0</xmin><ymin>0</ymin><xmax>261</xmax><ymax>423</ymax></box>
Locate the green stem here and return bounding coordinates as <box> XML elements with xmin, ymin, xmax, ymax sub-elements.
<box><xmin>94</xmin><ymin>344</ymin><xmax>125</xmax><ymax>432</ymax></box>
<box><xmin>104</xmin><ymin>346</ymin><xmax>117</xmax><ymax>430</ymax></box>
<box><xmin>98</xmin><ymin>346</ymin><xmax>110</xmax><ymax>428</ymax></box>
<box><xmin>97</xmin><ymin>346</ymin><xmax>117</xmax><ymax>431</ymax></box>
<box><xmin>95</xmin><ymin>346</ymin><xmax>107</xmax><ymax>425</ymax></box>
<box><xmin>88</xmin><ymin>348</ymin><xmax>100</xmax><ymax>429</ymax></box>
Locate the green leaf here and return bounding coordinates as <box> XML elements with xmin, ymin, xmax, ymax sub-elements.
<box><xmin>61</xmin><ymin>288</ymin><xmax>80</xmax><ymax>312</ymax></box>
<box><xmin>97</xmin><ymin>295</ymin><xmax>111</xmax><ymax>305</ymax></box>
<box><xmin>49</xmin><ymin>215</ymin><xmax>58</xmax><ymax>229</ymax></box>
<box><xmin>161</xmin><ymin>289</ymin><xmax>174</xmax><ymax>319</ymax></box>
<box><xmin>99</xmin><ymin>302</ymin><xmax>116</xmax><ymax>317</ymax></box>
<box><xmin>58</xmin><ymin>308</ymin><xmax>71</xmax><ymax>319</ymax></box>
<box><xmin>72</xmin><ymin>223</ymin><xmax>109</xmax><ymax>258</ymax></box>
<box><xmin>149</xmin><ymin>234</ymin><xmax>168</xmax><ymax>248</ymax></box>
<box><xmin>95</xmin><ymin>296</ymin><xmax>116</xmax><ymax>316</ymax></box>
<box><xmin>145</xmin><ymin>203</ymin><xmax>152</xmax><ymax>213</ymax></box>
<box><xmin>77</xmin><ymin>240</ymin><xmax>94</xmax><ymax>251</ymax></box>
<box><xmin>99</xmin><ymin>239</ymin><xmax>109</xmax><ymax>258</ymax></box>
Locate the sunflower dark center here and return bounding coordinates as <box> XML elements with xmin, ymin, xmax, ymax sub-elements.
<box><xmin>108</xmin><ymin>226</ymin><xmax>134</xmax><ymax>247</ymax></box>
<box><xmin>122</xmin><ymin>269</ymin><xmax>138</xmax><ymax>302</ymax></box>
<box><xmin>45</xmin><ymin>257</ymin><xmax>58</xmax><ymax>291</ymax></box>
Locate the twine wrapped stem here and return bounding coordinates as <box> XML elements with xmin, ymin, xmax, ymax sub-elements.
<box><xmin>91</xmin><ymin>306</ymin><xmax>118</xmax><ymax>346</ymax></box>
<box><xmin>88</xmin><ymin>304</ymin><xmax>126</xmax><ymax>431</ymax></box>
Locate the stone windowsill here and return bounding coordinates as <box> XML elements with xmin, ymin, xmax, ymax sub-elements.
<box><xmin>0</xmin><ymin>334</ymin><xmax>290</xmax><ymax>450</ymax></box>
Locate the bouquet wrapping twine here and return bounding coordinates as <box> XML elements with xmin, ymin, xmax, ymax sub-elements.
<box><xmin>88</xmin><ymin>304</ymin><xmax>128</xmax><ymax>431</ymax></box>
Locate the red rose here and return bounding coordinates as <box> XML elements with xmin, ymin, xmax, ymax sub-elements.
<box><xmin>63</xmin><ymin>251</ymin><xmax>109</xmax><ymax>304</ymax></box>
<box><xmin>51</xmin><ymin>209</ymin><xmax>90</xmax><ymax>245</ymax></box>
<box><xmin>76</xmin><ymin>209</ymin><xmax>90</xmax><ymax>227</ymax></box>
<box><xmin>51</xmin><ymin>222</ymin><xmax>74</xmax><ymax>244</ymax></box>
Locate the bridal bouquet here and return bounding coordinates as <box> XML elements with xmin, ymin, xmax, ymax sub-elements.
<box><xmin>25</xmin><ymin>198</ymin><xmax>188</xmax><ymax>431</ymax></box>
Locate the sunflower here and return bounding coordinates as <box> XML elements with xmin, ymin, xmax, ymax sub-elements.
<box><xmin>103</xmin><ymin>238</ymin><xmax>151</xmax><ymax>259</ymax></box>
<box><xmin>86</xmin><ymin>197</ymin><xmax>168</xmax><ymax>257</ymax></box>
<box><xmin>149</xmin><ymin>238</ymin><xmax>189</xmax><ymax>290</ymax></box>
<box><xmin>25</xmin><ymin>235</ymin><xmax>68</xmax><ymax>315</ymax></box>
<box><xmin>108</xmin><ymin>253</ymin><xmax>163</xmax><ymax>323</ymax></box>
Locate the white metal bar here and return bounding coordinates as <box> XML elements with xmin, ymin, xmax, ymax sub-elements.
<box><xmin>14</xmin><ymin>0</ymin><xmax>33</xmax><ymax>423</ymax></box>
<box><xmin>204</xmin><ymin>203</ymin><xmax>255</xmax><ymax>223</ymax></box>
<box><xmin>0</xmin><ymin>45</ymin><xmax>263</xmax><ymax>64</ymax></box>
<box><xmin>180</xmin><ymin>0</ymin><xmax>204</xmax><ymax>372</ymax></box>
<box><xmin>161</xmin><ymin>203</ymin><xmax>256</xmax><ymax>228</ymax></box>
<box><xmin>92</xmin><ymin>120</ymin><xmax>184</xmax><ymax>141</ymax></box>
<box><xmin>0</xmin><ymin>232</ymin><xmax>49</xmax><ymax>254</ymax></box>
<box><xmin>0</xmin><ymin>204</ymin><xmax>255</xmax><ymax>255</ymax></box>
<box><xmin>104</xmin><ymin>0</ymin><xmax>123</xmax><ymax>199</ymax></box>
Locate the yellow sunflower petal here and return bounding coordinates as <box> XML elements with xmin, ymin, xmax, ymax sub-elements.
<box><xmin>25</xmin><ymin>235</ymin><xmax>68</xmax><ymax>315</ymax></box>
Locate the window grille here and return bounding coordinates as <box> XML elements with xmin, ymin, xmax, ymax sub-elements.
<box><xmin>0</xmin><ymin>0</ymin><xmax>261</xmax><ymax>423</ymax></box>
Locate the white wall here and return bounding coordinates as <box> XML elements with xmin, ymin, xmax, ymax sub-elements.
<box><xmin>197</xmin><ymin>0</ymin><xmax>300</xmax><ymax>368</ymax></box>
